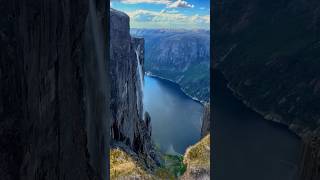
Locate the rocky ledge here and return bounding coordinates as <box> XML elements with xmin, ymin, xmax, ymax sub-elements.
<box><xmin>181</xmin><ymin>134</ymin><xmax>210</xmax><ymax>180</ymax></box>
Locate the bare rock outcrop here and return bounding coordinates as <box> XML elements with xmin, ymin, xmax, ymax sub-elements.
<box><xmin>201</xmin><ymin>103</ymin><xmax>211</xmax><ymax>138</ymax></box>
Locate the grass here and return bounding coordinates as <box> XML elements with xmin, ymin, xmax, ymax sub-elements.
<box><xmin>110</xmin><ymin>135</ymin><xmax>210</xmax><ymax>179</ymax></box>
<box><xmin>183</xmin><ymin>134</ymin><xmax>210</xmax><ymax>168</ymax></box>
<box><xmin>155</xmin><ymin>154</ymin><xmax>187</xmax><ymax>179</ymax></box>
<box><xmin>110</xmin><ymin>149</ymin><xmax>188</xmax><ymax>179</ymax></box>
<box><xmin>110</xmin><ymin>148</ymin><xmax>155</xmax><ymax>179</ymax></box>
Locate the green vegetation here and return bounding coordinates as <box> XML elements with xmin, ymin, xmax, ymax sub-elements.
<box><xmin>155</xmin><ymin>154</ymin><xmax>187</xmax><ymax>178</ymax></box>
<box><xmin>110</xmin><ymin>135</ymin><xmax>210</xmax><ymax>179</ymax></box>
<box><xmin>110</xmin><ymin>148</ymin><xmax>186</xmax><ymax>179</ymax></box>
<box><xmin>180</xmin><ymin>134</ymin><xmax>210</xmax><ymax>179</ymax></box>
<box><xmin>110</xmin><ymin>148</ymin><xmax>155</xmax><ymax>179</ymax></box>
<box><xmin>184</xmin><ymin>134</ymin><xmax>210</xmax><ymax>168</ymax></box>
<box><xmin>148</xmin><ymin>62</ymin><xmax>210</xmax><ymax>101</ymax></box>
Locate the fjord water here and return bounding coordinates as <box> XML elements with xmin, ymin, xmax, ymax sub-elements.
<box><xmin>143</xmin><ymin>76</ymin><xmax>203</xmax><ymax>154</ymax></box>
<box><xmin>213</xmin><ymin>71</ymin><xmax>302</xmax><ymax>180</ymax></box>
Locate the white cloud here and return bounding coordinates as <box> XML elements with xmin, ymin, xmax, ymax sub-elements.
<box><xmin>167</xmin><ymin>0</ymin><xmax>194</xmax><ymax>8</ymax></box>
<box><xmin>127</xmin><ymin>9</ymin><xmax>209</xmax><ymax>29</ymax></box>
<box><xmin>190</xmin><ymin>14</ymin><xmax>210</xmax><ymax>24</ymax></box>
<box><xmin>160</xmin><ymin>8</ymin><xmax>179</xmax><ymax>14</ymax></box>
<box><xmin>111</xmin><ymin>0</ymin><xmax>171</xmax><ymax>4</ymax></box>
<box><xmin>111</xmin><ymin>0</ymin><xmax>194</xmax><ymax>9</ymax></box>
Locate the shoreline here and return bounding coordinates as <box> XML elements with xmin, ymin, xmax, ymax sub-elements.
<box><xmin>218</xmin><ymin>69</ymin><xmax>304</xmax><ymax>139</ymax></box>
<box><xmin>145</xmin><ymin>72</ymin><xmax>207</xmax><ymax>106</ymax></box>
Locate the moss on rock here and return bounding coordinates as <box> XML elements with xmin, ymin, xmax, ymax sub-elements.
<box><xmin>181</xmin><ymin>134</ymin><xmax>210</xmax><ymax>180</ymax></box>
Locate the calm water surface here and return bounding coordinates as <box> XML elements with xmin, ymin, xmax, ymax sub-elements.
<box><xmin>213</xmin><ymin>71</ymin><xmax>302</xmax><ymax>180</ymax></box>
<box><xmin>143</xmin><ymin>75</ymin><xmax>203</xmax><ymax>154</ymax></box>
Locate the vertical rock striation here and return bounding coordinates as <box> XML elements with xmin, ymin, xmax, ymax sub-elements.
<box><xmin>110</xmin><ymin>8</ymin><xmax>155</xmax><ymax>162</ymax></box>
<box><xmin>201</xmin><ymin>103</ymin><xmax>211</xmax><ymax>138</ymax></box>
<box><xmin>299</xmin><ymin>133</ymin><xmax>320</xmax><ymax>180</ymax></box>
<box><xmin>0</xmin><ymin>0</ymin><xmax>109</xmax><ymax>179</ymax></box>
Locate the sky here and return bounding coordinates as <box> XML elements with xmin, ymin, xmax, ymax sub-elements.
<box><xmin>110</xmin><ymin>0</ymin><xmax>210</xmax><ymax>29</ymax></box>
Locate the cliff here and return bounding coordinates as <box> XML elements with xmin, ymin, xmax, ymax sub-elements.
<box><xmin>201</xmin><ymin>103</ymin><xmax>211</xmax><ymax>138</ymax></box>
<box><xmin>0</xmin><ymin>0</ymin><xmax>109</xmax><ymax>179</ymax></box>
<box><xmin>181</xmin><ymin>134</ymin><xmax>210</xmax><ymax>180</ymax></box>
<box><xmin>181</xmin><ymin>104</ymin><xmax>211</xmax><ymax>179</ymax></box>
<box><xmin>110</xmin><ymin>8</ymin><xmax>157</xmax><ymax>169</ymax></box>
<box><xmin>131</xmin><ymin>29</ymin><xmax>210</xmax><ymax>102</ymax></box>
<box><xmin>299</xmin><ymin>133</ymin><xmax>320</xmax><ymax>180</ymax></box>
<box><xmin>110</xmin><ymin>148</ymin><xmax>157</xmax><ymax>180</ymax></box>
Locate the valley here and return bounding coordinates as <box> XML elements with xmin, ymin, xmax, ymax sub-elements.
<box><xmin>131</xmin><ymin>29</ymin><xmax>210</xmax><ymax>102</ymax></box>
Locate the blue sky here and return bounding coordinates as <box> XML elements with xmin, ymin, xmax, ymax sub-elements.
<box><xmin>111</xmin><ymin>0</ymin><xmax>210</xmax><ymax>29</ymax></box>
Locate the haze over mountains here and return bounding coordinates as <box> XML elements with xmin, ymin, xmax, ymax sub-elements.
<box><xmin>131</xmin><ymin>28</ymin><xmax>210</xmax><ymax>102</ymax></box>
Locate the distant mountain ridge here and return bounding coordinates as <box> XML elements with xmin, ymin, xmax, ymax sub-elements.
<box><xmin>131</xmin><ymin>28</ymin><xmax>210</xmax><ymax>102</ymax></box>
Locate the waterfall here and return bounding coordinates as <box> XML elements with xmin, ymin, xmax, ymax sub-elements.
<box><xmin>135</xmin><ymin>45</ymin><xmax>144</xmax><ymax>89</ymax></box>
<box><xmin>135</xmin><ymin>44</ymin><xmax>145</xmax><ymax>120</ymax></box>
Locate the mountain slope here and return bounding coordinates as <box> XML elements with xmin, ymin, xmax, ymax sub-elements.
<box><xmin>213</xmin><ymin>0</ymin><xmax>320</xmax><ymax>179</ymax></box>
<box><xmin>214</xmin><ymin>0</ymin><xmax>320</xmax><ymax>136</ymax></box>
<box><xmin>131</xmin><ymin>29</ymin><xmax>210</xmax><ymax>102</ymax></box>
<box><xmin>181</xmin><ymin>134</ymin><xmax>210</xmax><ymax>180</ymax></box>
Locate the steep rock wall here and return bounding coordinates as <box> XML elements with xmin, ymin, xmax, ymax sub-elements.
<box><xmin>201</xmin><ymin>103</ymin><xmax>211</xmax><ymax>138</ymax></box>
<box><xmin>299</xmin><ymin>133</ymin><xmax>320</xmax><ymax>180</ymax></box>
<box><xmin>0</xmin><ymin>0</ymin><xmax>109</xmax><ymax>179</ymax></box>
<box><xmin>110</xmin><ymin>9</ymin><xmax>154</xmax><ymax>159</ymax></box>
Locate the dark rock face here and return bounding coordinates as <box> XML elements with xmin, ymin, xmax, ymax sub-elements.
<box><xmin>110</xmin><ymin>9</ymin><xmax>154</xmax><ymax>160</ymax></box>
<box><xmin>299</xmin><ymin>133</ymin><xmax>320</xmax><ymax>180</ymax></box>
<box><xmin>131</xmin><ymin>29</ymin><xmax>210</xmax><ymax>102</ymax></box>
<box><xmin>0</xmin><ymin>0</ymin><xmax>109</xmax><ymax>179</ymax></box>
<box><xmin>201</xmin><ymin>103</ymin><xmax>211</xmax><ymax>138</ymax></box>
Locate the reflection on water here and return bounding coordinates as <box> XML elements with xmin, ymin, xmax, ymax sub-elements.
<box><xmin>143</xmin><ymin>75</ymin><xmax>203</xmax><ymax>154</ymax></box>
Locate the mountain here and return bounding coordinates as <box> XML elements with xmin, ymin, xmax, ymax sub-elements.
<box><xmin>213</xmin><ymin>0</ymin><xmax>320</xmax><ymax>179</ymax></box>
<box><xmin>214</xmin><ymin>0</ymin><xmax>320</xmax><ymax>136</ymax></box>
<box><xmin>131</xmin><ymin>28</ymin><xmax>210</xmax><ymax>102</ymax></box>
